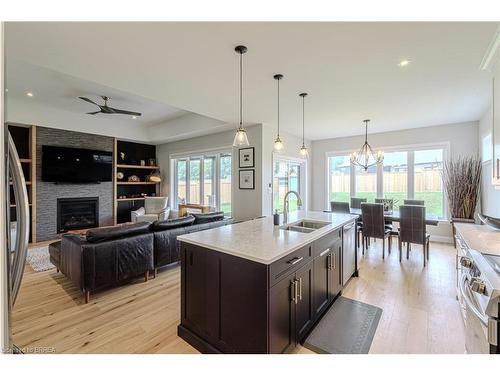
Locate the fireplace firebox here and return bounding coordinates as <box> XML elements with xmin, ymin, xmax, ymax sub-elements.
<box><xmin>57</xmin><ymin>197</ymin><xmax>99</xmax><ymax>233</ymax></box>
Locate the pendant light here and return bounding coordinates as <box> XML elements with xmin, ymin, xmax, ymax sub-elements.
<box><xmin>273</xmin><ymin>74</ymin><xmax>284</xmax><ymax>152</ymax></box>
<box><xmin>299</xmin><ymin>92</ymin><xmax>308</xmax><ymax>158</ymax></box>
<box><xmin>350</xmin><ymin>119</ymin><xmax>384</xmax><ymax>170</ymax></box>
<box><xmin>232</xmin><ymin>45</ymin><xmax>250</xmax><ymax>147</ymax></box>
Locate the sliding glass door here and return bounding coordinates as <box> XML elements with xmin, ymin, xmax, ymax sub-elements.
<box><xmin>172</xmin><ymin>151</ymin><xmax>232</xmax><ymax>215</ymax></box>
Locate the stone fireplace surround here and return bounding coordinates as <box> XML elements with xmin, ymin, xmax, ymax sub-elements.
<box><xmin>36</xmin><ymin>126</ymin><xmax>114</xmax><ymax>242</ymax></box>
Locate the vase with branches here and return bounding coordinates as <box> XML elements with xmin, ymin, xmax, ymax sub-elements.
<box><xmin>442</xmin><ymin>155</ymin><xmax>482</xmax><ymax>246</ymax></box>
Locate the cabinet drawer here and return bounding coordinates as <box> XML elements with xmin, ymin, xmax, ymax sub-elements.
<box><xmin>269</xmin><ymin>245</ymin><xmax>312</xmax><ymax>287</ymax></box>
<box><xmin>313</xmin><ymin>228</ymin><xmax>341</xmax><ymax>258</ymax></box>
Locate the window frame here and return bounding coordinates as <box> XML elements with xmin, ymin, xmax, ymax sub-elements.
<box><xmin>326</xmin><ymin>141</ymin><xmax>450</xmax><ymax>220</ymax></box>
<box><xmin>272</xmin><ymin>154</ymin><xmax>308</xmax><ymax>214</ymax></box>
<box><xmin>170</xmin><ymin>147</ymin><xmax>233</xmax><ymax>214</ymax></box>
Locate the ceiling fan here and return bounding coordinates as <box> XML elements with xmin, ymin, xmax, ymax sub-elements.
<box><xmin>78</xmin><ymin>95</ymin><xmax>142</xmax><ymax>117</ymax></box>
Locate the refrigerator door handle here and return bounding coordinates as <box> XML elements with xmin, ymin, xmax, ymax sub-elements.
<box><xmin>8</xmin><ymin>133</ymin><xmax>30</xmax><ymax>304</ymax></box>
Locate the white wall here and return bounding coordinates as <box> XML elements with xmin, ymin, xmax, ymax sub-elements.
<box><xmin>157</xmin><ymin>125</ymin><xmax>263</xmax><ymax>220</ymax></box>
<box><xmin>478</xmin><ymin>106</ymin><xmax>500</xmax><ymax>217</ymax></box>
<box><xmin>311</xmin><ymin>121</ymin><xmax>479</xmax><ymax>242</ymax></box>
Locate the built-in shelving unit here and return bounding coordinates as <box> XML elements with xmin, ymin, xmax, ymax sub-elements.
<box><xmin>7</xmin><ymin>123</ymin><xmax>37</xmax><ymax>243</ymax></box>
<box><xmin>113</xmin><ymin>139</ymin><xmax>160</xmax><ymax>224</ymax></box>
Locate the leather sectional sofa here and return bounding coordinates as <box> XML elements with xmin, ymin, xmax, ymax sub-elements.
<box><xmin>52</xmin><ymin>213</ymin><xmax>232</xmax><ymax>303</ymax></box>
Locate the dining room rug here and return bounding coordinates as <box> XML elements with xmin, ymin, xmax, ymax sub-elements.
<box><xmin>25</xmin><ymin>246</ymin><xmax>56</xmax><ymax>272</ymax></box>
<box><xmin>303</xmin><ymin>296</ymin><xmax>382</xmax><ymax>354</ymax></box>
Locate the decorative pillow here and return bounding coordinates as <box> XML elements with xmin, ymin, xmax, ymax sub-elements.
<box><xmin>151</xmin><ymin>215</ymin><xmax>195</xmax><ymax>231</ymax></box>
<box><xmin>192</xmin><ymin>211</ymin><xmax>225</xmax><ymax>224</ymax></box>
<box><xmin>86</xmin><ymin>222</ymin><xmax>151</xmax><ymax>243</ymax></box>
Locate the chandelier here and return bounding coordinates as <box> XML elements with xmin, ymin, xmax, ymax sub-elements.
<box><xmin>350</xmin><ymin>119</ymin><xmax>384</xmax><ymax>170</ymax></box>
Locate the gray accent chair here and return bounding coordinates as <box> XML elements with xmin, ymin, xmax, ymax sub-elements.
<box><xmin>131</xmin><ymin>196</ymin><xmax>169</xmax><ymax>223</ymax></box>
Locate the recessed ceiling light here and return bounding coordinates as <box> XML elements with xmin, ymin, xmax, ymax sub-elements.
<box><xmin>132</xmin><ymin>116</ymin><xmax>137</xmax><ymax>120</ymax></box>
<box><xmin>26</xmin><ymin>92</ymin><xmax>34</xmax><ymax>97</ymax></box>
<box><xmin>5</xmin><ymin>88</ymin><xmax>8</xmax><ymax>92</ymax></box>
<box><xmin>398</xmin><ymin>59</ymin><xmax>411</xmax><ymax>67</ymax></box>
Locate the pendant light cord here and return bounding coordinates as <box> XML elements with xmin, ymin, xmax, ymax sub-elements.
<box><xmin>239</xmin><ymin>51</ymin><xmax>243</xmax><ymax>126</ymax></box>
<box><xmin>277</xmin><ymin>78</ymin><xmax>280</xmax><ymax>137</ymax></box>
<box><xmin>302</xmin><ymin>95</ymin><xmax>305</xmax><ymax>145</ymax></box>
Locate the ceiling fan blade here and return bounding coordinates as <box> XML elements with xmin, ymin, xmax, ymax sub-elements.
<box><xmin>86</xmin><ymin>111</ymin><xmax>101</xmax><ymax>115</ymax></box>
<box><xmin>109</xmin><ymin>107</ymin><xmax>142</xmax><ymax>116</ymax></box>
<box><xmin>79</xmin><ymin>96</ymin><xmax>100</xmax><ymax>106</ymax></box>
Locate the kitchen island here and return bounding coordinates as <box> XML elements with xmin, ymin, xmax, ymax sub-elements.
<box><xmin>177</xmin><ymin>211</ymin><xmax>358</xmax><ymax>354</ymax></box>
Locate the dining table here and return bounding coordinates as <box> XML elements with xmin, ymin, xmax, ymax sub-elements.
<box><xmin>349</xmin><ymin>208</ymin><xmax>439</xmax><ymax>226</ymax></box>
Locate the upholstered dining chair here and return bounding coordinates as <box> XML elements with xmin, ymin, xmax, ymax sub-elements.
<box><xmin>403</xmin><ymin>199</ymin><xmax>425</xmax><ymax>206</ymax></box>
<box><xmin>350</xmin><ymin>197</ymin><xmax>367</xmax><ymax>209</ymax></box>
<box><xmin>131</xmin><ymin>196</ymin><xmax>169</xmax><ymax>223</ymax></box>
<box><xmin>398</xmin><ymin>204</ymin><xmax>430</xmax><ymax>266</ymax></box>
<box><xmin>361</xmin><ymin>203</ymin><xmax>393</xmax><ymax>259</ymax></box>
<box><xmin>350</xmin><ymin>198</ymin><xmax>367</xmax><ymax>248</ymax></box>
<box><xmin>330</xmin><ymin>201</ymin><xmax>350</xmax><ymax>214</ymax></box>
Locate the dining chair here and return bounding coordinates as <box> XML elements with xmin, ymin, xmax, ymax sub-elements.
<box><xmin>351</xmin><ymin>198</ymin><xmax>367</xmax><ymax>248</ymax></box>
<box><xmin>360</xmin><ymin>203</ymin><xmax>393</xmax><ymax>259</ymax></box>
<box><xmin>403</xmin><ymin>199</ymin><xmax>425</xmax><ymax>206</ymax></box>
<box><xmin>351</xmin><ymin>197</ymin><xmax>367</xmax><ymax>209</ymax></box>
<box><xmin>398</xmin><ymin>204</ymin><xmax>430</xmax><ymax>266</ymax></box>
<box><xmin>330</xmin><ymin>201</ymin><xmax>350</xmax><ymax>214</ymax></box>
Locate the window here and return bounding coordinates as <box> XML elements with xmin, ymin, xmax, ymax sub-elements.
<box><xmin>355</xmin><ymin>165</ymin><xmax>377</xmax><ymax>202</ymax></box>
<box><xmin>414</xmin><ymin>149</ymin><xmax>443</xmax><ymax>218</ymax></box>
<box><xmin>172</xmin><ymin>151</ymin><xmax>232</xmax><ymax>215</ymax></box>
<box><xmin>219</xmin><ymin>154</ymin><xmax>232</xmax><ymax>214</ymax></box>
<box><xmin>382</xmin><ymin>151</ymin><xmax>408</xmax><ymax>210</ymax></box>
<box><xmin>327</xmin><ymin>144</ymin><xmax>447</xmax><ymax>219</ymax></box>
<box><xmin>273</xmin><ymin>159</ymin><xmax>305</xmax><ymax>214</ymax></box>
<box><xmin>328</xmin><ymin>155</ymin><xmax>350</xmax><ymax>202</ymax></box>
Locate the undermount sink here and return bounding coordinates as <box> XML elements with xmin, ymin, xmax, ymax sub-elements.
<box><xmin>281</xmin><ymin>219</ymin><xmax>330</xmax><ymax>234</ymax></box>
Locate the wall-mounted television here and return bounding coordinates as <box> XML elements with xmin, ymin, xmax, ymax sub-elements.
<box><xmin>42</xmin><ymin>145</ymin><xmax>112</xmax><ymax>183</ymax></box>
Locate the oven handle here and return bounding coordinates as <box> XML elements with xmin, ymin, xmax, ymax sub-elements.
<box><xmin>459</xmin><ymin>274</ymin><xmax>489</xmax><ymax>327</ymax></box>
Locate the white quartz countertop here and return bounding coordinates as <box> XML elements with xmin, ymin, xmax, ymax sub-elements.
<box><xmin>177</xmin><ymin>211</ymin><xmax>358</xmax><ymax>265</ymax></box>
<box><xmin>455</xmin><ymin>223</ymin><xmax>500</xmax><ymax>256</ymax></box>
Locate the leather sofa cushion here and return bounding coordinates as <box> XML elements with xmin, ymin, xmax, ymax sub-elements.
<box><xmin>192</xmin><ymin>211</ymin><xmax>225</xmax><ymax>224</ymax></box>
<box><xmin>86</xmin><ymin>222</ymin><xmax>151</xmax><ymax>243</ymax></box>
<box><xmin>151</xmin><ymin>215</ymin><xmax>195</xmax><ymax>231</ymax></box>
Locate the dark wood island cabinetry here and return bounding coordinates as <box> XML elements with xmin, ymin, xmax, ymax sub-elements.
<box><xmin>177</xmin><ymin>212</ymin><xmax>357</xmax><ymax>353</ymax></box>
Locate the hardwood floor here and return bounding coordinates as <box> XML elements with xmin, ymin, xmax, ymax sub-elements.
<box><xmin>12</xmin><ymin>240</ymin><xmax>465</xmax><ymax>354</ymax></box>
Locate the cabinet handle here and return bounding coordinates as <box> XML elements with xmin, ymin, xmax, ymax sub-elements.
<box><xmin>288</xmin><ymin>256</ymin><xmax>304</xmax><ymax>265</ymax></box>
<box><xmin>333</xmin><ymin>251</ymin><xmax>336</xmax><ymax>270</ymax></box>
<box><xmin>291</xmin><ymin>280</ymin><xmax>297</xmax><ymax>304</ymax></box>
<box><xmin>327</xmin><ymin>253</ymin><xmax>332</xmax><ymax>270</ymax></box>
<box><xmin>293</xmin><ymin>280</ymin><xmax>299</xmax><ymax>304</ymax></box>
<box><xmin>298</xmin><ymin>278</ymin><xmax>302</xmax><ymax>301</ymax></box>
<box><xmin>319</xmin><ymin>248</ymin><xmax>330</xmax><ymax>257</ymax></box>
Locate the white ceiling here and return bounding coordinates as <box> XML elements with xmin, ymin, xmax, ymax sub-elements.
<box><xmin>5</xmin><ymin>22</ymin><xmax>500</xmax><ymax>141</ymax></box>
<box><xmin>6</xmin><ymin>61</ymin><xmax>188</xmax><ymax>127</ymax></box>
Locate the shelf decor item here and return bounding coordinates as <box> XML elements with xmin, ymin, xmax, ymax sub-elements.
<box><xmin>233</xmin><ymin>45</ymin><xmax>250</xmax><ymax>147</ymax></box>
<box><xmin>128</xmin><ymin>175</ymin><xmax>140</xmax><ymax>182</ymax></box>
<box><xmin>350</xmin><ymin>119</ymin><xmax>384</xmax><ymax>171</ymax></box>
<box><xmin>239</xmin><ymin>147</ymin><xmax>255</xmax><ymax>168</ymax></box>
<box><xmin>148</xmin><ymin>158</ymin><xmax>156</xmax><ymax>166</ymax></box>
<box><xmin>239</xmin><ymin>169</ymin><xmax>255</xmax><ymax>190</ymax></box>
<box><xmin>146</xmin><ymin>170</ymin><xmax>162</xmax><ymax>183</ymax></box>
<box><xmin>117</xmin><ymin>171</ymin><xmax>124</xmax><ymax>180</ymax></box>
<box><xmin>273</xmin><ymin>74</ymin><xmax>284</xmax><ymax>152</ymax></box>
<box><xmin>140</xmin><ymin>160</ymin><xmax>146</xmax><ymax>166</ymax></box>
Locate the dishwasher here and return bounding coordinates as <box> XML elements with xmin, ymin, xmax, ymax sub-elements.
<box><xmin>342</xmin><ymin>220</ymin><xmax>356</xmax><ymax>285</ymax></box>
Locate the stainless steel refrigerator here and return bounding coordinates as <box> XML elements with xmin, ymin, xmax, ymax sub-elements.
<box><xmin>1</xmin><ymin>22</ymin><xmax>31</xmax><ymax>353</ymax></box>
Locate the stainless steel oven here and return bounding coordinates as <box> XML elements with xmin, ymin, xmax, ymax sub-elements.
<box><xmin>458</xmin><ymin>273</ymin><xmax>498</xmax><ymax>353</ymax></box>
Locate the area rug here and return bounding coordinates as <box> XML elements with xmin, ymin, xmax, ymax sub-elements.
<box><xmin>25</xmin><ymin>246</ymin><xmax>56</xmax><ymax>272</ymax></box>
<box><xmin>303</xmin><ymin>296</ymin><xmax>382</xmax><ymax>354</ymax></box>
